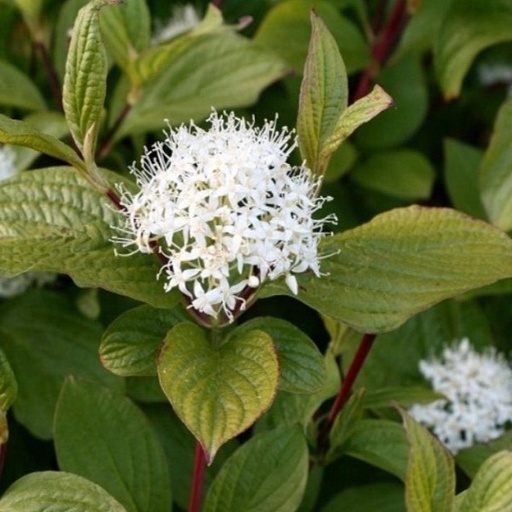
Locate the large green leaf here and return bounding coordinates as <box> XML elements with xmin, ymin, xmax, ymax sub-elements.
<box><xmin>255</xmin><ymin>0</ymin><xmax>369</xmax><ymax>75</ymax></box>
<box><xmin>230</xmin><ymin>317</ymin><xmax>326</xmax><ymax>394</ymax></box>
<box><xmin>204</xmin><ymin>427</ymin><xmax>308</xmax><ymax>512</ymax></box>
<box><xmin>118</xmin><ymin>31</ymin><xmax>287</xmax><ymax>137</ymax></box>
<box><xmin>402</xmin><ymin>410</ymin><xmax>455</xmax><ymax>512</ymax></box>
<box><xmin>480</xmin><ymin>98</ymin><xmax>512</xmax><ymax>231</ymax></box>
<box><xmin>444</xmin><ymin>138</ymin><xmax>487</xmax><ymax>219</ymax></box>
<box><xmin>456</xmin><ymin>451</ymin><xmax>512</xmax><ymax>512</ymax></box>
<box><xmin>0</xmin><ymin>59</ymin><xmax>46</xmax><ymax>110</ymax></box>
<box><xmin>343</xmin><ymin>419</ymin><xmax>409</xmax><ymax>480</ymax></box>
<box><xmin>0</xmin><ymin>471</ymin><xmax>126</xmax><ymax>512</ymax></box>
<box><xmin>264</xmin><ymin>206</ymin><xmax>512</xmax><ymax>333</ymax></box>
<box><xmin>99</xmin><ymin>0</ymin><xmax>150</xmax><ymax>71</ymax></box>
<box><xmin>296</xmin><ymin>10</ymin><xmax>348</xmax><ymax>176</ymax></box>
<box><xmin>0</xmin><ymin>167</ymin><xmax>179</xmax><ymax>309</ymax></box>
<box><xmin>157</xmin><ymin>322</ymin><xmax>279</xmax><ymax>462</ymax></box>
<box><xmin>0</xmin><ymin>290</ymin><xmax>121</xmax><ymax>439</ymax></box>
<box><xmin>10</xmin><ymin>111</ymin><xmax>70</xmax><ymax>171</ymax></box>
<box><xmin>351</xmin><ymin>149</ymin><xmax>435</xmax><ymax>200</ymax></box>
<box><xmin>100</xmin><ymin>304</ymin><xmax>189</xmax><ymax>377</ymax></box>
<box><xmin>62</xmin><ymin>0</ymin><xmax>116</xmax><ymax>154</ymax></box>
<box><xmin>54</xmin><ymin>378</ymin><xmax>171</xmax><ymax>512</ymax></box>
<box><xmin>0</xmin><ymin>114</ymin><xmax>85</xmax><ymax>174</ymax></box>
<box><xmin>434</xmin><ymin>0</ymin><xmax>512</xmax><ymax>99</ymax></box>
<box><xmin>322</xmin><ymin>483</ymin><xmax>406</xmax><ymax>512</ymax></box>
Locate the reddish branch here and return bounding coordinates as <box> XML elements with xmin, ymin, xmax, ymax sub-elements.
<box><xmin>352</xmin><ymin>0</ymin><xmax>408</xmax><ymax>101</ymax></box>
<box><xmin>318</xmin><ymin>333</ymin><xmax>377</xmax><ymax>447</ymax></box>
<box><xmin>189</xmin><ymin>442</ymin><xmax>207</xmax><ymax>512</ymax></box>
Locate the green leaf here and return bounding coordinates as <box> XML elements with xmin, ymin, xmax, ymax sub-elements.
<box><xmin>481</xmin><ymin>98</ymin><xmax>512</xmax><ymax>231</ymax></box>
<box><xmin>99</xmin><ymin>0</ymin><xmax>150</xmax><ymax>71</ymax></box>
<box><xmin>297</xmin><ymin>10</ymin><xmax>348</xmax><ymax>176</ymax></box>
<box><xmin>157</xmin><ymin>322</ymin><xmax>279</xmax><ymax>462</ymax></box>
<box><xmin>456</xmin><ymin>451</ymin><xmax>512</xmax><ymax>512</ymax></box>
<box><xmin>54</xmin><ymin>378</ymin><xmax>171</xmax><ymax>512</ymax></box>
<box><xmin>0</xmin><ymin>471</ymin><xmax>126</xmax><ymax>512</ymax></box>
<box><xmin>0</xmin><ymin>167</ymin><xmax>179</xmax><ymax>309</ymax></box>
<box><xmin>230</xmin><ymin>317</ymin><xmax>326</xmax><ymax>394</ymax></box>
<box><xmin>444</xmin><ymin>139</ymin><xmax>487</xmax><ymax>219</ymax></box>
<box><xmin>0</xmin><ymin>347</ymin><xmax>17</xmax><ymax>413</ymax></box>
<box><xmin>355</xmin><ymin>55</ymin><xmax>427</xmax><ymax>149</ymax></box>
<box><xmin>434</xmin><ymin>0</ymin><xmax>512</xmax><ymax>99</ymax></box>
<box><xmin>119</xmin><ymin>31</ymin><xmax>287</xmax><ymax>137</ymax></box>
<box><xmin>350</xmin><ymin>149</ymin><xmax>435</xmax><ymax>200</ymax></box>
<box><xmin>255</xmin><ymin>349</ymin><xmax>340</xmax><ymax>432</ymax></box>
<box><xmin>343</xmin><ymin>419</ymin><xmax>409</xmax><ymax>480</ymax></box>
<box><xmin>11</xmin><ymin>0</ymin><xmax>42</xmax><ymax>22</ymax></box>
<box><xmin>456</xmin><ymin>430</ymin><xmax>512</xmax><ymax>478</ymax></box>
<box><xmin>0</xmin><ymin>59</ymin><xmax>46</xmax><ymax>110</ymax></box>
<box><xmin>255</xmin><ymin>0</ymin><xmax>370</xmax><ymax>75</ymax></box>
<box><xmin>322</xmin><ymin>482</ymin><xmax>406</xmax><ymax>512</ymax></box>
<box><xmin>328</xmin><ymin>389</ymin><xmax>365</xmax><ymax>461</ymax></box>
<box><xmin>204</xmin><ymin>427</ymin><xmax>308</xmax><ymax>512</ymax></box>
<box><xmin>361</xmin><ymin>387</ymin><xmax>442</xmax><ymax>410</ymax></box>
<box><xmin>401</xmin><ymin>409</ymin><xmax>456</xmax><ymax>512</ymax></box>
<box><xmin>63</xmin><ymin>0</ymin><xmax>118</xmax><ymax>154</ymax></box>
<box><xmin>0</xmin><ymin>114</ymin><xmax>86</xmax><ymax>174</ymax></box>
<box><xmin>100</xmin><ymin>304</ymin><xmax>189</xmax><ymax>377</ymax></box>
<box><xmin>10</xmin><ymin>111</ymin><xmax>70</xmax><ymax>171</ymax></box>
<box><xmin>321</xmin><ymin>85</ymin><xmax>393</xmax><ymax>161</ymax></box>
<box><xmin>0</xmin><ymin>290</ymin><xmax>121</xmax><ymax>439</ymax></box>
<box><xmin>264</xmin><ymin>206</ymin><xmax>512</xmax><ymax>333</ymax></box>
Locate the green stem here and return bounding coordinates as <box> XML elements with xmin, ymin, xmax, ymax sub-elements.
<box><xmin>189</xmin><ymin>441</ymin><xmax>207</xmax><ymax>512</ymax></box>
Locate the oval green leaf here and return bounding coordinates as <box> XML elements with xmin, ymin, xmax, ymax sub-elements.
<box><xmin>457</xmin><ymin>451</ymin><xmax>512</xmax><ymax>512</ymax></box>
<box><xmin>351</xmin><ymin>149</ymin><xmax>435</xmax><ymax>200</ymax></box>
<box><xmin>265</xmin><ymin>205</ymin><xmax>512</xmax><ymax>333</ymax></box>
<box><xmin>401</xmin><ymin>409</ymin><xmax>456</xmax><ymax>512</ymax></box>
<box><xmin>343</xmin><ymin>419</ymin><xmax>409</xmax><ymax>480</ymax></box>
<box><xmin>230</xmin><ymin>317</ymin><xmax>326</xmax><ymax>394</ymax></box>
<box><xmin>480</xmin><ymin>98</ymin><xmax>512</xmax><ymax>231</ymax></box>
<box><xmin>0</xmin><ymin>167</ymin><xmax>178</xmax><ymax>309</ymax></box>
<box><xmin>157</xmin><ymin>322</ymin><xmax>279</xmax><ymax>462</ymax></box>
<box><xmin>0</xmin><ymin>59</ymin><xmax>46</xmax><ymax>110</ymax></box>
<box><xmin>0</xmin><ymin>290</ymin><xmax>121</xmax><ymax>440</ymax></box>
<box><xmin>54</xmin><ymin>377</ymin><xmax>171</xmax><ymax>512</ymax></box>
<box><xmin>100</xmin><ymin>304</ymin><xmax>189</xmax><ymax>377</ymax></box>
<box><xmin>204</xmin><ymin>426</ymin><xmax>308</xmax><ymax>512</ymax></box>
<box><xmin>0</xmin><ymin>114</ymin><xmax>85</xmax><ymax>174</ymax></box>
<box><xmin>297</xmin><ymin>10</ymin><xmax>348</xmax><ymax>176</ymax></box>
<box><xmin>0</xmin><ymin>471</ymin><xmax>126</xmax><ymax>512</ymax></box>
<box><xmin>119</xmin><ymin>31</ymin><xmax>287</xmax><ymax>138</ymax></box>
<box><xmin>434</xmin><ymin>0</ymin><xmax>512</xmax><ymax>99</ymax></box>
<box><xmin>63</xmin><ymin>0</ymin><xmax>117</xmax><ymax>153</ymax></box>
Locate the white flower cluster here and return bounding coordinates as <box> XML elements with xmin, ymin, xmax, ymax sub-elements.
<box><xmin>114</xmin><ymin>111</ymin><xmax>335</xmax><ymax>322</ymax></box>
<box><xmin>409</xmin><ymin>338</ymin><xmax>512</xmax><ymax>454</ymax></box>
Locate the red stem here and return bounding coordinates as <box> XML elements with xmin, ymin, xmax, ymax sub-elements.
<box><xmin>352</xmin><ymin>0</ymin><xmax>408</xmax><ymax>101</ymax></box>
<box><xmin>318</xmin><ymin>333</ymin><xmax>377</xmax><ymax>444</ymax></box>
<box><xmin>189</xmin><ymin>442</ymin><xmax>207</xmax><ymax>512</ymax></box>
<box><xmin>33</xmin><ymin>40</ymin><xmax>63</xmax><ymax>112</ymax></box>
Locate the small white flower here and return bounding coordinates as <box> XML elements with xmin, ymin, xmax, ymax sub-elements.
<box><xmin>0</xmin><ymin>145</ymin><xmax>17</xmax><ymax>182</ymax></box>
<box><xmin>409</xmin><ymin>338</ymin><xmax>512</xmax><ymax>454</ymax></box>
<box><xmin>152</xmin><ymin>4</ymin><xmax>201</xmax><ymax>45</ymax></box>
<box><xmin>113</xmin><ymin>111</ymin><xmax>335</xmax><ymax>322</ymax></box>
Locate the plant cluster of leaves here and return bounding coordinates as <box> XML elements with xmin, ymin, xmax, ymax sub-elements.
<box><xmin>0</xmin><ymin>0</ymin><xmax>512</xmax><ymax>510</ymax></box>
